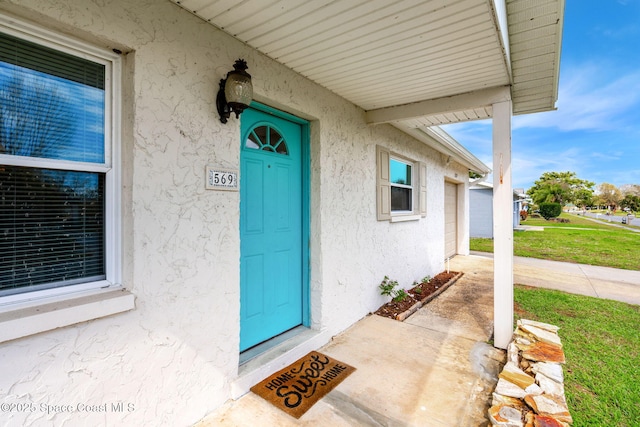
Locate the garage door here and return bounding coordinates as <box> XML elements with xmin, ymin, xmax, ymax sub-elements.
<box><xmin>444</xmin><ymin>182</ymin><xmax>457</xmax><ymax>258</ymax></box>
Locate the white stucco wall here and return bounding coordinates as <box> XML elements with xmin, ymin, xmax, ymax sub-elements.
<box><xmin>0</xmin><ymin>1</ymin><xmax>470</xmax><ymax>425</ymax></box>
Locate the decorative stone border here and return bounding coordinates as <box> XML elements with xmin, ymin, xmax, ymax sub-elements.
<box><xmin>395</xmin><ymin>272</ymin><xmax>464</xmax><ymax>321</ymax></box>
<box><xmin>488</xmin><ymin>319</ymin><xmax>573</xmax><ymax>426</ymax></box>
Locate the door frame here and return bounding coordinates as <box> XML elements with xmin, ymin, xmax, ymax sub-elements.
<box><xmin>242</xmin><ymin>101</ymin><xmax>311</xmax><ymax>329</ymax></box>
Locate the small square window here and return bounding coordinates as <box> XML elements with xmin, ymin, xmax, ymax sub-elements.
<box><xmin>376</xmin><ymin>146</ymin><xmax>426</xmax><ymax>221</ymax></box>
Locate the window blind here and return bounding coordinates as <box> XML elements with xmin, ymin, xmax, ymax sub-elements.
<box><xmin>0</xmin><ymin>166</ymin><xmax>106</xmax><ymax>295</ymax></box>
<box><xmin>0</xmin><ymin>31</ymin><xmax>105</xmax><ymax>90</ymax></box>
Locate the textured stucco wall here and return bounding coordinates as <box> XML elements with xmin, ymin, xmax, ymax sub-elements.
<box><xmin>0</xmin><ymin>1</ymin><xmax>470</xmax><ymax>425</ymax></box>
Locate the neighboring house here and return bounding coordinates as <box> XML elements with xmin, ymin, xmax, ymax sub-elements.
<box><xmin>469</xmin><ymin>182</ymin><xmax>528</xmax><ymax>238</ymax></box>
<box><xmin>0</xmin><ymin>1</ymin><xmax>563</xmax><ymax>425</ymax></box>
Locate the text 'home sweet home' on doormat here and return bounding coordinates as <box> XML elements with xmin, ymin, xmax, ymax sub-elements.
<box><xmin>250</xmin><ymin>351</ymin><xmax>356</xmax><ymax>419</ymax></box>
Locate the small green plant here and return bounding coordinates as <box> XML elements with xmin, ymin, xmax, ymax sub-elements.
<box><xmin>378</xmin><ymin>276</ymin><xmax>396</xmax><ymax>297</ymax></box>
<box><xmin>421</xmin><ymin>275</ymin><xmax>431</xmax><ymax>284</ymax></box>
<box><xmin>393</xmin><ymin>289</ymin><xmax>408</xmax><ymax>302</ymax></box>
<box><xmin>378</xmin><ymin>276</ymin><xmax>408</xmax><ymax>302</ymax></box>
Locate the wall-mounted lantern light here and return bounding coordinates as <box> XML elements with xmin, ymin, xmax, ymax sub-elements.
<box><xmin>217</xmin><ymin>59</ymin><xmax>253</xmax><ymax>124</ymax></box>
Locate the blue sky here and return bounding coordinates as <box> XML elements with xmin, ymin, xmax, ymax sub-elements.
<box><xmin>442</xmin><ymin>0</ymin><xmax>640</xmax><ymax>191</ymax></box>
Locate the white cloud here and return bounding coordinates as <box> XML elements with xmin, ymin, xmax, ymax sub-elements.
<box><xmin>441</xmin><ymin>60</ymin><xmax>640</xmax><ymax>190</ymax></box>
<box><xmin>590</xmin><ymin>151</ymin><xmax>623</xmax><ymax>161</ymax></box>
<box><xmin>514</xmin><ymin>64</ymin><xmax>640</xmax><ymax>132</ymax></box>
<box><xmin>510</xmin><ymin>146</ymin><xmax>586</xmax><ymax>187</ymax></box>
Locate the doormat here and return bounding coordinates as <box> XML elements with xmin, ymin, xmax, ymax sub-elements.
<box><xmin>250</xmin><ymin>351</ymin><xmax>356</xmax><ymax>419</ymax></box>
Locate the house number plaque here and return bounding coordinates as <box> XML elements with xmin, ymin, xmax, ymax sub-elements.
<box><xmin>205</xmin><ymin>166</ymin><xmax>238</xmax><ymax>191</ymax></box>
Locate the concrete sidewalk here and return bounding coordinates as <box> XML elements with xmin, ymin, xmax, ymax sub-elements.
<box><xmin>196</xmin><ymin>255</ymin><xmax>639</xmax><ymax>426</ymax></box>
<box><xmin>467</xmin><ymin>251</ymin><xmax>640</xmax><ymax>305</ymax></box>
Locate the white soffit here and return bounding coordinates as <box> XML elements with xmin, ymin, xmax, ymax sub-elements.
<box><xmin>508</xmin><ymin>0</ymin><xmax>564</xmax><ymax>115</ymax></box>
<box><xmin>171</xmin><ymin>0</ymin><xmax>563</xmax><ymax>124</ymax></box>
<box><xmin>172</xmin><ymin>0</ymin><xmax>509</xmax><ymax>110</ymax></box>
<box><xmin>170</xmin><ymin>0</ymin><xmax>561</xmax><ymax>170</ymax></box>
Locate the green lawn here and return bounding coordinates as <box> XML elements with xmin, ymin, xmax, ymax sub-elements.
<box><xmin>514</xmin><ymin>285</ymin><xmax>640</xmax><ymax>427</ymax></box>
<box><xmin>470</xmin><ymin>213</ymin><xmax>640</xmax><ymax>270</ymax></box>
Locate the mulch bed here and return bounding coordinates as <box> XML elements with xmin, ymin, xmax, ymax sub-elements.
<box><xmin>374</xmin><ymin>271</ymin><xmax>463</xmax><ymax>321</ymax></box>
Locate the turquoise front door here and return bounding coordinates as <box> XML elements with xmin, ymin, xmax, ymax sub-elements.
<box><xmin>240</xmin><ymin>106</ymin><xmax>305</xmax><ymax>352</ymax></box>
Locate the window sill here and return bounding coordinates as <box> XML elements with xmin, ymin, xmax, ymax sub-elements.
<box><xmin>0</xmin><ymin>287</ymin><xmax>135</xmax><ymax>343</ymax></box>
<box><xmin>390</xmin><ymin>214</ymin><xmax>421</xmax><ymax>223</ymax></box>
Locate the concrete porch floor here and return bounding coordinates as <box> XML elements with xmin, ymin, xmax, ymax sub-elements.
<box><xmin>197</xmin><ymin>255</ymin><xmax>504</xmax><ymax>426</ymax></box>
<box><xmin>196</xmin><ymin>253</ymin><xmax>640</xmax><ymax>426</ymax></box>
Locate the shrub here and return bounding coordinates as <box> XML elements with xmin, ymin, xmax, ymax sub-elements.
<box><xmin>539</xmin><ymin>202</ymin><xmax>562</xmax><ymax>220</ymax></box>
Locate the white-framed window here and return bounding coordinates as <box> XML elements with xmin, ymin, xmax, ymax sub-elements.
<box><xmin>0</xmin><ymin>16</ymin><xmax>131</xmax><ymax>342</ymax></box>
<box><xmin>390</xmin><ymin>157</ymin><xmax>413</xmax><ymax>212</ymax></box>
<box><xmin>376</xmin><ymin>146</ymin><xmax>427</xmax><ymax>221</ymax></box>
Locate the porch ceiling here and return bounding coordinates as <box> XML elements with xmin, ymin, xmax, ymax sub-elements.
<box><xmin>171</xmin><ymin>0</ymin><xmax>563</xmax><ymax>135</ymax></box>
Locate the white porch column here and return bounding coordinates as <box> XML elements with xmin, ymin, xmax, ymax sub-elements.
<box><xmin>492</xmin><ymin>100</ymin><xmax>514</xmax><ymax>349</ymax></box>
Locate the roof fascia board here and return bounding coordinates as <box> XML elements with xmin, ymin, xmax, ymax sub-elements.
<box><xmin>471</xmin><ymin>181</ymin><xmax>528</xmax><ymax>197</ymax></box>
<box><xmin>551</xmin><ymin>0</ymin><xmax>565</xmax><ymax>106</ymax></box>
<box><xmin>394</xmin><ymin>124</ymin><xmax>491</xmax><ymax>175</ymax></box>
<box><xmin>423</xmin><ymin>126</ymin><xmax>492</xmax><ymax>173</ymax></box>
<box><xmin>366</xmin><ymin>86</ymin><xmax>511</xmax><ymax>125</ymax></box>
<box><xmin>490</xmin><ymin>0</ymin><xmax>512</xmax><ymax>81</ymax></box>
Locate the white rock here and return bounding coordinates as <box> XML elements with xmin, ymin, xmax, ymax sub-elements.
<box><xmin>536</xmin><ymin>372</ymin><xmax>565</xmax><ymax>396</ymax></box>
<box><xmin>492</xmin><ymin>392</ymin><xmax>526</xmax><ymax>409</ymax></box>
<box><xmin>488</xmin><ymin>404</ymin><xmax>524</xmax><ymax>427</ymax></box>
<box><xmin>495</xmin><ymin>378</ymin><xmax>526</xmax><ymax>399</ymax></box>
<box><xmin>507</xmin><ymin>342</ymin><xmax>519</xmax><ymax>364</ymax></box>
<box><xmin>524</xmin><ymin>394</ymin><xmax>572</xmax><ymax>423</ymax></box>
<box><xmin>498</xmin><ymin>406</ymin><xmax>523</xmax><ymax>426</ymax></box>
<box><xmin>531</xmin><ymin>362</ymin><xmax>564</xmax><ymax>383</ymax></box>
<box><xmin>524</xmin><ymin>382</ymin><xmax>543</xmax><ymax>396</ymax></box>
<box><xmin>518</xmin><ymin>319</ymin><xmax>560</xmax><ymax>333</ymax></box>
<box><xmin>518</xmin><ymin>324</ymin><xmax>562</xmax><ymax>347</ymax></box>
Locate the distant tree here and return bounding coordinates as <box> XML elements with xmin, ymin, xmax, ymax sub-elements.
<box><xmin>574</xmin><ymin>188</ymin><xmax>594</xmax><ymax>209</ymax></box>
<box><xmin>596</xmin><ymin>183</ymin><xmax>622</xmax><ymax>210</ymax></box>
<box><xmin>527</xmin><ymin>171</ymin><xmax>595</xmax><ymax>207</ymax></box>
<box><xmin>469</xmin><ymin>171</ymin><xmax>484</xmax><ymax>179</ymax></box>
<box><xmin>620</xmin><ymin>194</ymin><xmax>640</xmax><ymax>213</ymax></box>
<box><xmin>620</xmin><ymin>184</ymin><xmax>640</xmax><ymax>197</ymax></box>
<box><xmin>592</xmin><ymin>194</ymin><xmax>605</xmax><ymax>209</ymax></box>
